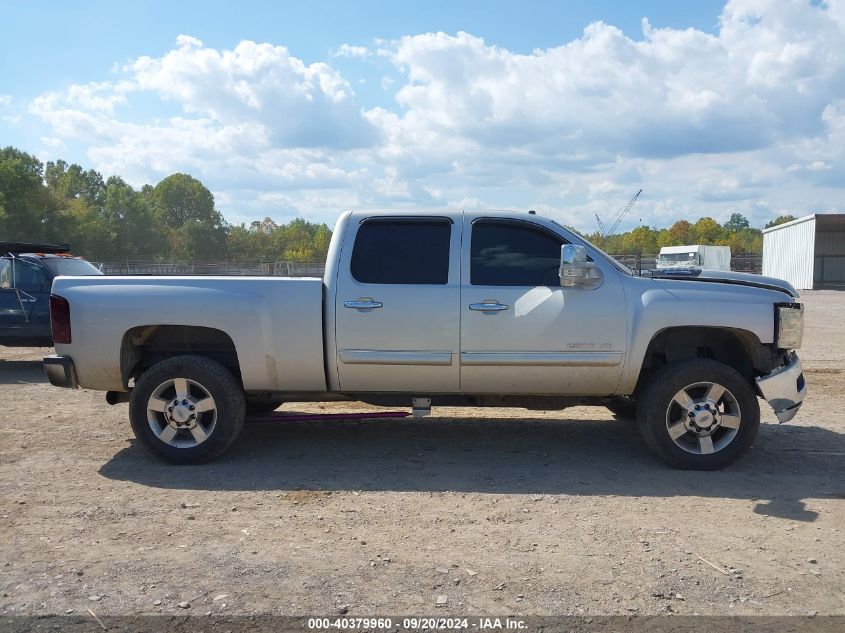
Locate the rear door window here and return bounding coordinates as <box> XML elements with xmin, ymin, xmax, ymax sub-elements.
<box><xmin>351</xmin><ymin>219</ymin><xmax>451</xmax><ymax>284</ymax></box>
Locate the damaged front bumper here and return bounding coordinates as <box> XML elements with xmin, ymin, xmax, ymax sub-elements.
<box><xmin>755</xmin><ymin>352</ymin><xmax>806</xmax><ymax>423</ymax></box>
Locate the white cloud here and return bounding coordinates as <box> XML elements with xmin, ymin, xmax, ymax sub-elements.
<box><xmin>332</xmin><ymin>44</ymin><xmax>370</xmax><ymax>59</ymax></box>
<box><xmin>40</xmin><ymin>136</ymin><xmax>65</xmax><ymax>149</ymax></box>
<box><xmin>0</xmin><ymin>94</ymin><xmax>18</xmax><ymax>124</ymax></box>
<box><xmin>24</xmin><ymin>1</ymin><xmax>845</xmax><ymax>229</ymax></box>
<box><xmin>127</xmin><ymin>36</ymin><xmax>377</xmax><ymax>149</ymax></box>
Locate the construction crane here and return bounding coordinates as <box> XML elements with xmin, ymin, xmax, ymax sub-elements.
<box><xmin>595</xmin><ymin>188</ymin><xmax>642</xmax><ymax>240</ymax></box>
<box><xmin>594</xmin><ymin>213</ymin><xmax>608</xmax><ymax>237</ymax></box>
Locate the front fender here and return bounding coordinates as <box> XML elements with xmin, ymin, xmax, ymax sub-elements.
<box><xmin>617</xmin><ymin>277</ymin><xmax>788</xmax><ymax>394</ymax></box>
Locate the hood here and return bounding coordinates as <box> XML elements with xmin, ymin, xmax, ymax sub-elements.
<box><xmin>644</xmin><ymin>268</ymin><xmax>798</xmax><ymax>298</ymax></box>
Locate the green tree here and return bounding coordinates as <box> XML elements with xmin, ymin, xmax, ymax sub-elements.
<box><xmin>656</xmin><ymin>228</ymin><xmax>675</xmax><ymax>249</ymax></box>
<box><xmin>0</xmin><ymin>147</ymin><xmax>57</xmax><ymax>240</ymax></box>
<box><xmin>149</xmin><ymin>173</ymin><xmax>227</xmax><ymax>260</ymax></box>
<box><xmin>313</xmin><ymin>224</ymin><xmax>332</xmax><ymax>259</ymax></box>
<box><xmin>669</xmin><ymin>220</ymin><xmax>692</xmax><ymax>244</ymax></box>
<box><xmin>764</xmin><ymin>215</ymin><xmax>796</xmax><ymax>229</ymax></box>
<box><xmin>168</xmin><ymin>220</ymin><xmax>231</xmax><ymax>261</ymax></box>
<box><xmin>149</xmin><ymin>173</ymin><xmax>222</xmax><ymax>229</ymax></box>
<box><xmin>45</xmin><ymin>159</ymin><xmax>105</xmax><ymax>207</ymax></box>
<box><xmin>690</xmin><ymin>217</ymin><xmax>722</xmax><ymax>243</ymax></box>
<box><xmin>724</xmin><ymin>212</ymin><xmax>750</xmax><ymax>232</ymax></box>
<box><xmin>100</xmin><ymin>177</ymin><xmax>159</xmax><ymax>259</ymax></box>
<box><xmin>626</xmin><ymin>226</ymin><xmax>659</xmax><ymax>254</ymax></box>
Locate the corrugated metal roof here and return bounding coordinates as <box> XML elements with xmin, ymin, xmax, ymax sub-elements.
<box><xmin>762</xmin><ymin>213</ymin><xmax>845</xmax><ymax>234</ymax></box>
<box><xmin>762</xmin><ymin>214</ymin><xmax>816</xmax><ymax>234</ymax></box>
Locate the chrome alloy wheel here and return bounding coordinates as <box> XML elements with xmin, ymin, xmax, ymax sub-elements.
<box><xmin>665</xmin><ymin>381</ymin><xmax>741</xmax><ymax>455</ymax></box>
<box><xmin>146</xmin><ymin>377</ymin><xmax>217</xmax><ymax>448</ymax></box>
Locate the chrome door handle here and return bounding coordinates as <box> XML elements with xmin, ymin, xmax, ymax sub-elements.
<box><xmin>469</xmin><ymin>302</ymin><xmax>509</xmax><ymax>312</ymax></box>
<box><xmin>344</xmin><ymin>299</ymin><xmax>384</xmax><ymax>310</ymax></box>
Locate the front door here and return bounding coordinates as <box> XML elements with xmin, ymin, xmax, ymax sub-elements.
<box><xmin>459</xmin><ymin>216</ymin><xmax>627</xmax><ymax>395</ymax></box>
<box><xmin>334</xmin><ymin>214</ymin><xmax>462</xmax><ymax>393</ymax></box>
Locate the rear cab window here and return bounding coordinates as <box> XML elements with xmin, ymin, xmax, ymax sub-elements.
<box><xmin>351</xmin><ymin>218</ymin><xmax>452</xmax><ymax>285</ymax></box>
<box><xmin>41</xmin><ymin>257</ymin><xmax>103</xmax><ymax>277</ymax></box>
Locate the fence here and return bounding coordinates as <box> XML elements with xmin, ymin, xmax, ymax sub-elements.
<box><xmin>98</xmin><ymin>254</ymin><xmax>763</xmax><ymax>277</ymax></box>
<box><xmin>98</xmin><ymin>260</ymin><xmax>326</xmax><ymax>277</ymax></box>
<box><xmin>608</xmin><ymin>254</ymin><xmax>762</xmax><ymax>274</ymax></box>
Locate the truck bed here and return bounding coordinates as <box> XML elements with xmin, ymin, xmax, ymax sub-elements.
<box><xmin>51</xmin><ymin>276</ymin><xmax>327</xmax><ymax>393</ymax></box>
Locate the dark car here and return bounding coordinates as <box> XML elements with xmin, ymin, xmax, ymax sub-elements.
<box><xmin>0</xmin><ymin>242</ymin><xmax>103</xmax><ymax>347</ymax></box>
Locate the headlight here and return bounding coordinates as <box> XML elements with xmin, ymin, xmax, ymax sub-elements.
<box><xmin>776</xmin><ymin>304</ymin><xmax>804</xmax><ymax>349</ymax></box>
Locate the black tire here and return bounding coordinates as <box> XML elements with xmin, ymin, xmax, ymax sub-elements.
<box><xmin>605</xmin><ymin>399</ymin><xmax>638</xmax><ymax>420</ymax></box>
<box><xmin>637</xmin><ymin>359</ymin><xmax>760</xmax><ymax>470</ymax></box>
<box><xmin>245</xmin><ymin>399</ymin><xmax>284</xmax><ymax>418</ymax></box>
<box><xmin>129</xmin><ymin>355</ymin><xmax>245</xmax><ymax>464</ymax></box>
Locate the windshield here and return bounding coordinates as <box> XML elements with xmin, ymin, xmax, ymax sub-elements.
<box><xmin>42</xmin><ymin>258</ymin><xmax>103</xmax><ymax>276</ymax></box>
<box><xmin>658</xmin><ymin>252</ymin><xmax>701</xmax><ymax>267</ymax></box>
<box><xmin>658</xmin><ymin>253</ymin><xmax>696</xmax><ymax>263</ymax></box>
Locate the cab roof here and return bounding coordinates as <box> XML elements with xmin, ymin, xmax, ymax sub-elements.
<box><xmin>1</xmin><ymin>241</ymin><xmax>70</xmax><ymax>255</ymax></box>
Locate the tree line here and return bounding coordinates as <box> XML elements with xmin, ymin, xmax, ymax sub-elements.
<box><xmin>586</xmin><ymin>212</ymin><xmax>795</xmax><ymax>256</ymax></box>
<box><xmin>2</xmin><ymin>146</ymin><xmax>796</xmax><ymax>262</ymax></box>
<box><xmin>0</xmin><ymin>146</ymin><xmax>333</xmax><ymax>263</ymax></box>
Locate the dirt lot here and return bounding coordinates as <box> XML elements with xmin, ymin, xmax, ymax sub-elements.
<box><xmin>0</xmin><ymin>291</ymin><xmax>843</xmax><ymax>618</ymax></box>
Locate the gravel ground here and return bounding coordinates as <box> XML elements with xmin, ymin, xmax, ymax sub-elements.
<box><xmin>0</xmin><ymin>291</ymin><xmax>843</xmax><ymax>618</ymax></box>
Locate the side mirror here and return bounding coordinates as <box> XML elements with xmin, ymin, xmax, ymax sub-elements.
<box><xmin>559</xmin><ymin>244</ymin><xmax>603</xmax><ymax>289</ymax></box>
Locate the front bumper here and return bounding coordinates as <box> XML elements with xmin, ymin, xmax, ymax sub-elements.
<box><xmin>43</xmin><ymin>354</ymin><xmax>78</xmax><ymax>389</ymax></box>
<box><xmin>755</xmin><ymin>352</ymin><xmax>806</xmax><ymax>423</ymax></box>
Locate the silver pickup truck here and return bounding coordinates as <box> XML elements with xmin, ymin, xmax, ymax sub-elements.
<box><xmin>44</xmin><ymin>210</ymin><xmax>806</xmax><ymax>469</ymax></box>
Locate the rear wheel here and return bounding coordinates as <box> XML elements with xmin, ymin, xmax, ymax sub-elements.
<box><xmin>637</xmin><ymin>359</ymin><xmax>760</xmax><ymax>470</ymax></box>
<box><xmin>129</xmin><ymin>355</ymin><xmax>245</xmax><ymax>464</ymax></box>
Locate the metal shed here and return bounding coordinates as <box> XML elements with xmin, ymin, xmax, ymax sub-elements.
<box><xmin>762</xmin><ymin>214</ymin><xmax>845</xmax><ymax>290</ymax></box>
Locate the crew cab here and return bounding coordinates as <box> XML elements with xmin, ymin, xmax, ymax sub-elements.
<box><xmin>0</xmin><ymin>242</ymin><xmax>103</xmax><ymax>347</ymax></box>
<box><xmin>43</xmin><ymin>210</ymin><xmax>806</xmax><ymax>469</ymax></box>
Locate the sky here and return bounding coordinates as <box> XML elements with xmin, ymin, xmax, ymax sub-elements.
<box><xmin>1</xmin><ymin>0</ymin><xmax>844</xmax><ymax>232</ymax></box>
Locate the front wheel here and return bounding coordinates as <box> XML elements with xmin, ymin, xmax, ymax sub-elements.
<box><xmin>637</xmin><ymin>359</ymin><xmax>760</xmax><ymax>470</ymax></box>
<box><xmin>129</xmin><ymin>355</ymin><xmax>245</xmax><ymax>464</ymax></box>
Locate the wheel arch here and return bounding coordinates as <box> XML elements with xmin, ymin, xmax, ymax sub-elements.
<box><xmin>633</xmin><ymin>325</ymin><xmax>778</xmax><ymax>396</ymax></box>
<box><xmin>120</xmin><ymin>325</ymin><xmax>242</xmax><ymax>388</ymax></box>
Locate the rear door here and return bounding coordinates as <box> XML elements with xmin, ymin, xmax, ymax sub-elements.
<box><xmin>334</xmin><ymin>214</ymin><xmax>462</xmax><ymax>392</ymax></box>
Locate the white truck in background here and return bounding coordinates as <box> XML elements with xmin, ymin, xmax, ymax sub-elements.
<box><xmin>43</xmin><ymin>209</ymin><xmax>806</xmax><ymax>470</ymax></box>
<box><xmin>657</xmin><ymin>245</ymin><xmax>731</xmax><ymax>271</ymax></box>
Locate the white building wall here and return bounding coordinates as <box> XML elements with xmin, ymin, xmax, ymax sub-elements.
<box><xmin>762</xmin><ymin>215</ymin><xmax>816</xmax><ymax>290</ymax></box>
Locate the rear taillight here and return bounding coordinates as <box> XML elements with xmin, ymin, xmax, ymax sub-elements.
<box><xmin>50</xmin><ymin>295</ymin><xmax>71</xmax><ymax>344</ymax></box>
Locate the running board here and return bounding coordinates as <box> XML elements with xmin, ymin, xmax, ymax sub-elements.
<box><xmin>249</xmin><ymin>411</ymin><xmax>410</xmax><ymax>422</ymax></box>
